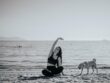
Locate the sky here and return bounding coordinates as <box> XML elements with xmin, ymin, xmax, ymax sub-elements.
<box><xmin>0</xmin><ymin>0</ymin><xmax>110</xmax><ymax>40</ymax></box>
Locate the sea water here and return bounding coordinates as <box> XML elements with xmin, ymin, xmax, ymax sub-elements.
<box><xmin>0</xmin><ymin>40</ymin><xmax>110</xmax><ymax>68</ymax></box>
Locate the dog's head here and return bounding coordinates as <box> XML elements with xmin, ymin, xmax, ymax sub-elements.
<box><xmin>78</xmin><ymin>64</ymin><xmax>82</xmax><ymax>69</ymax></box>
<box><xmin>78</xmin><ymin>62</ymin><xmax>86</xmax><ymax>69</ymax></box>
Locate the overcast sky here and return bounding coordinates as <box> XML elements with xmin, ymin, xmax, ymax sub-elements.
<box><xmin>0</xmin><ymin>0</ymin><xmax>110</xmax><ymax>40</ymax></box>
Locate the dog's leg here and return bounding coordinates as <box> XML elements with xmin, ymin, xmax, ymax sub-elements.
<box><xmin>80</xmin><ymin>68</ymin><xmax>83</xmax><ymax>75</ymax></box>
<box><xmin>92</xmin><ymin>67</ymin><xmax>94</xmax><ymax>74</ymax></box>
<box><xmin>94</xmin><ymin>65</ymin><xmax>98</xmax><ymax>74</ymax></box>
<box><xmin>96</xmin><ymin>67</ymin><xmax>98</xmax><ymax>74</ymax></box>
<box><xmin>86</xmin><ymin>68</ymin><xmax>89</xmax><ymax>74</ymax></box>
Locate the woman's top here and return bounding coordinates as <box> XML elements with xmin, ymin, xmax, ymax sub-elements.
<box><xmin>48</xmin><ymin>55</ymin><xmax>58</xmax><ymax>65</ymax></box>
<box><xmin>47</xmin><ymin>52</ymin><xmax>62</xmax><ymax>67</ymax></box>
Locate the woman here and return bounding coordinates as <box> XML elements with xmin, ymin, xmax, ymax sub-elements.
<box><xmin>42</xmin><ymin>37</ymin><xmax>64</xmax><ymax>76</ymax></box>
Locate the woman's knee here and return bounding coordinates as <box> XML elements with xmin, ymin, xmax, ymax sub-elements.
<box><xmin>58</xmin><ymin>66</ymin><xmax>64</xmax><ymax>71</ymax></box>
<box><xmin>53</xmin><ymin>66</ymin><xmax>64</xmax><ymax>74</ymax></box>
<box><xmin>42</xmin><ymin>69</ymin><xmax>53</xmax><ymax>76</ymax></box>
<box><xmin>42</xmin><ymin>69</ymin><xmax>47</xmax><ymax>75</ymax></box>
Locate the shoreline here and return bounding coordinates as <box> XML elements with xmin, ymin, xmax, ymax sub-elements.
<box><xmin>1</xmin><ymin>64</ymin><xmax>110</xmax><ymax>71</ymax></box>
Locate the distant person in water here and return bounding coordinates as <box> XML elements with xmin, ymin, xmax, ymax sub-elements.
<box><xmin>42</xmin><ymin>37</ymin><xmax>64</xmax><ymax>76</ymax></box>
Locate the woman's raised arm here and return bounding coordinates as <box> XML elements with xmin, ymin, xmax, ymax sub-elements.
<box><xmin>48</xmin><ymin>37</ymin><xmax>63</xmax><ymax>58</ymax></box>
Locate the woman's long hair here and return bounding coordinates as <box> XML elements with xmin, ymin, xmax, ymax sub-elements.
<box><xmin>56</xmin><ymin>46</ymin><xmax>62</xmax><ymax>63</ymax></box>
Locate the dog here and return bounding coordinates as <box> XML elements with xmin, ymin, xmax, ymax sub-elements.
<box><xmin>78</xmin><ymin>58</ymin><xmax>98</xmax><ymax>75</ymax></box>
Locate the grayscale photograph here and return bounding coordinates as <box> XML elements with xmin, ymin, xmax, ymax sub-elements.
<box><xmin>0</xmin><ymin>0</ymin><xmax>110</xmax><ymax>83</ymax></box>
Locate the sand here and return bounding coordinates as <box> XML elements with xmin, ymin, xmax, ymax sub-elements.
<box><xmin>1</xmin><ymin>68</ymin><xmax>110</xmax><ymax>83</ymax></box>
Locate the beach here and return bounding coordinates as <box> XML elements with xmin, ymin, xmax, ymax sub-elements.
<box><xmin>1</xmin><ymin>68</ymin><xmax>110</xmax><ymax>83</ymax></box>
<box><xmin>0</xmin><ymin>41</ymin><xmax>110</xmax><ymax>83</ymax></box>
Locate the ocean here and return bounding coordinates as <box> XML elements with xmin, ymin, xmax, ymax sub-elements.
<box><xmin>0</xmin><ymin>40</ymin><xmax>110</xmax><ymax>69</ymax></box>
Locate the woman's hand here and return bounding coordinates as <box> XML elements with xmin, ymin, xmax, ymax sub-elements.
<box><xmin>57</xmin><ymin>37</ymin><xmax>64</xmax><ymax>40</ymax></box>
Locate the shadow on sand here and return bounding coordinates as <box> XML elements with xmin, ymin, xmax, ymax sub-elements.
<box><xmin>18</xmin><ymin>75</ymin><xmax>54</xmax><ymax>80</ymax></box>
<box><xmin>18</xmin><ymin>74</ymin><xmax>70</xmax><ymax>80</ymax></box>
